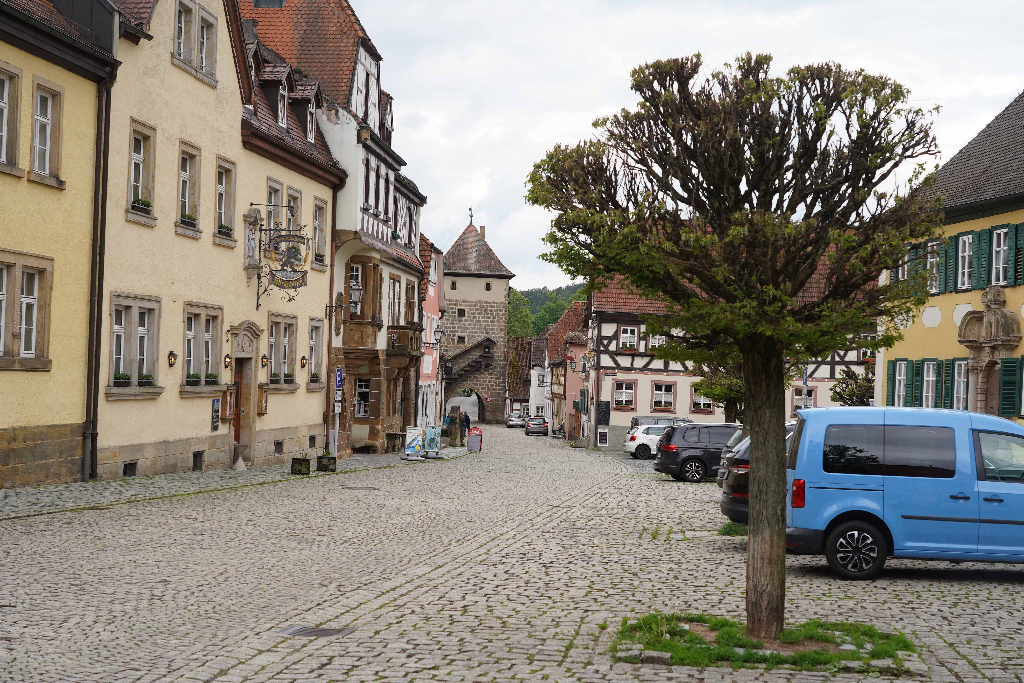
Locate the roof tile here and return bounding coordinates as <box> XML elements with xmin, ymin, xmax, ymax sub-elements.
<box><xmin>592</xmin><ymin>277</ymin><xmax>668</xmax><ymax>314</ymax></box>
<box><xmin>444</xmin><ymin>224</ymin><xmax>514</xmax><ymax>278</ymax></box>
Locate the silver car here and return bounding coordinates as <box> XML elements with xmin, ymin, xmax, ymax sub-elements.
<box><xmin>506</xmin><ymin>412</ymin><xmax>526</xmax><ymax>428</ymax></box>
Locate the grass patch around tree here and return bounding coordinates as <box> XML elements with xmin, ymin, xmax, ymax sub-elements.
<box><xmin>717</xmin><ymin>521</ymin><xmax>747</xmax><ymax>536</ymax></box>
<box><xmin>611</xmin><ymin>612</ymin><xmax>919</xmax><ymax>673</ymax></box>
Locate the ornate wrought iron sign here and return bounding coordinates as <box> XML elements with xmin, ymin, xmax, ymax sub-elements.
<box><xmin>245</xmin><ymin>204</ymin><xmax>312</xmax><ymax>309</ymax></box>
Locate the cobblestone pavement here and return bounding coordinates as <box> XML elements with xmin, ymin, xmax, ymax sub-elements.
<box><xmin>3</xmin><ymin>426</ymin><xmax>1024</xmax><ymax>682</ymax></box>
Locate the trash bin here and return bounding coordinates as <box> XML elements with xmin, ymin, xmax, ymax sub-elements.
<box><xmin>467</xmin><ymin>427</ymin><xmax>483</xmax><ymax>453</ymax></box>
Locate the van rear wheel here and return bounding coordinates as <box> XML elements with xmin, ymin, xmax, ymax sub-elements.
<box><xmin>825</xmin><ymin>520</ymin><xmax>888</xmax><ymax>580</ymax></box>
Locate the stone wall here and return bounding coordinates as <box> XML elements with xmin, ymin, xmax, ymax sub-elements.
<box><xmin>0</xmin><ymin>422</ymin><xmax>84</xmax><ymax>488</ymax></box>
<box><xmin>443</xmin><ymin>295</ymin><xmax>508</xmax><ymax>423</ymax></box>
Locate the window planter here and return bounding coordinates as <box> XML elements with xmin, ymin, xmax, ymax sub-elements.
<box><xmin>204</xmin><ymin>374</ymin><xmax>219</xmax><ymax>386</ymax></box>
<box><xmin>270</xmin><ymin>373</ymin><xmax>281</xmax><ymax>385</ymax></box>
<box><xmin>113</xmin><ymin>379</ymin><xmax>131</xmax><ymax>388</ymax></box>
<box><xmin>290</xmin><ymin>457</ymin><xmax>311</xmax><ymax>475</ymax></box>
<box><xmin>130</xmin><ymin>201</ymin><xmax>152</xmax><ymax>216</ymax></box>
<box><xmin>314</xmin><ymin>253</ymin><xmax>325</xmax><ymax>264</ymax></box>
<box><xmin>284</xmin><ymin>374</ymin><xmax>295</xmax><ymax>384</ymax></box>
<box><xmin>179</xmin><ymin>215</ymin><xmax>197</xmax><ymax>229</ymax></box>
<box><xmin>217</xmin><ymin>225</ymin><xmax>233</xmax><ymax>237</ymax></box>
<box><xmin>138</xmin><ymin>375</ymin><xmax>155</xmax><ymax>387</ymax></box>
<box><xmin>309</xmin><ymin>373</ymin><xmax>321</xmax><ymax>384</ymax></box>
<box><xmin>620</xmin><ymin>346</ymin><xmax>636</xmax><ymax>354</ymax></box>
<box><xmin>185</xmin><ymin>373</ymin><xmax>201</xmax><ymax>387</ymax></box>
<box><xmin>317</xmin><ymin>455</ymin><xmax>336</xmax><ymax>472</ymax></box>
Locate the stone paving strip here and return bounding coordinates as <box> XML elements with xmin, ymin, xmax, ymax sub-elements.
<box><xmin>3</xmin><ymin>426</ymin><xmax>1024</xmax><ymax>682</ymax></box>
<box><xmin>0</xmin><ymin>448</ymin><xmax>465</xmax><ymax>520</ymax></box>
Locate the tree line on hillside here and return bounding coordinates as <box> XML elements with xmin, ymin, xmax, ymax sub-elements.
<box><xmin>508</xmin><ymin>283</ymin><xmax>585</xmax><ymax>337</ymax></box>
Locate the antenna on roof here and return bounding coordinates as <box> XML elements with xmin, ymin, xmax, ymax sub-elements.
<box><xmin>468</xmin><ymin>208</ymin><xmax>474</xmax><ymax>226</ymax></box>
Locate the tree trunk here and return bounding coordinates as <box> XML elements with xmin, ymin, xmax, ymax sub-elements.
<box><xmin>724</xmin><ymin>400</ymin><xmax>738</xmax><ymax>424</ymax></box>
<box><xmin>741</xmin><ymin>338</ymin><xmax>788</xmax><ymax>640</ymax></box>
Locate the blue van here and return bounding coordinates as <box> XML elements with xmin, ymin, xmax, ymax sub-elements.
<box><xmin>786</xmin><ymin>407</ymin><xmax>1024</xmax><ymax>579</ymax></box>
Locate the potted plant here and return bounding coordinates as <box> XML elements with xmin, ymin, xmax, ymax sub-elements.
<box><xmin>270</xmin><ymin>372</ymin><xmax>281</xmax><ymax>385</ymax></box>
<box><xmin>290</xmin><ymin>456</ymin><xmax>311</xmax><ymax>475</ymax></box>
<box><xmin>130</xmin><ymin>198</ymin><xmax>152</xmax><ymax>215</ymax></box>
<box><xmin>204</xmin><ymin>372</ymin><xmax>219</xmax><ymax>385</ymax></box>
<box><xmin>138</xmin><ymin>373</ymin><xmax>154</xmax><ymax>387</ymax></box>
<box><xmin>309</xmin><ymin>372</ymin><xmax>321</xmax><ymax>384</ymax></box>
<box><xmin>113</xmin><ymin>372</ymin><xmax>131</xmax><ymax>388</ymax></box>
<box><xmin>217</xmin><ymin>224</ymin><xmax>233</xmax><ymax>237</ymax></box>
<box><xmin>179</xmin><ymin>213</ymin><xmax>197</xmax><ymax>229</ymax></box>
<box><xmin>185</xmin><ymin>372</ymin><xmax>201</xmax><ymax>387</ymax></box>
<box><xmin>284</xmin><ymin>372</ymin><xmax>295</xmax><ymax>384</ymax></box>
<box><xmin>620</xmin><ymin>344</ymin><xmax>636</xmax><ymax>354</ymax></box>
<box><xmin>314</xmin><ymin>251</ymin><xmax>325</xmax><ymax>264</ymax></box>
<box><xmin>317</xmin><ymin>448</ymin><xmax>336</xmax><ymax>472</ymax></box>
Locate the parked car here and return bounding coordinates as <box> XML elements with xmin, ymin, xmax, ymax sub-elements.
<box><xmin>653</xmin><ymin>423</ymin><xmax>741</xmax><ymax>482</ymax></box>
<box><xmin>524</xmin><ymin>416</ymin><xmax>549</xmax><ymax>436</ymax></box>
<box><xmin>720</xmin><ymin>425</ymin><xmax>796</xmax><ymax>524</ymax></box>
<box><xmin>716</xmin><ymin>428</ymin><xmax>749</xmax><ymax>488</ymax></box>
<box><xmin>624</xmin><ymin>425</ymin><xmax>669</xmax><ymax>459</ymax></box>
<box><xmin>506</xmin><ymin>413</ymin><xmax>527</xmax><ymax>428</ymax></box>
<box><xmin>629</xmin><ymin>416</ymin><xmax>679</xmax><ymax>431</ymax></box>
<box><xmin>786</xmin><ymin>407</ymin><xmax>1024</xmax><ymax>580</ymax></box>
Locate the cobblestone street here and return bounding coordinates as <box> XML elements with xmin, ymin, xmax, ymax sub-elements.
<box><xmin>3</xmin><ymin>425</ymin><xmax>1024</xmax><ymax>682</ymax></box>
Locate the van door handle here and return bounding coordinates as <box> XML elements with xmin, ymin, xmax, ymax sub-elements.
<box><xmin>950</xmin><ymin>494</ymin><xmax>971</xmax><ymax>500</ymax></box>
<box><xmin>983</xmin><ymin>496</ymin><xmax>1005</xmax><ymax>503</ymax></box>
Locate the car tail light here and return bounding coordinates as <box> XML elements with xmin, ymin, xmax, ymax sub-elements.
<box><xmin>729</xmin><ymin>465</ymin><xmax>749</xmax><ymax>474</ymax></box>
<box><xmin>663</xmin><ymin>444</ymin><xmax>678</xmax><ymax>452</ymax></box>
<box><xmin>791</xmin><ymin>479</ymin><xmax>805</xmax><ymax>508</ymax></box>
<box><xmin>629</xmin><ymin>435</ymin><xmax>637</xmax><ymax>441</ymax></box>
<box><xmin>731</xmin><ymin>492</ymin><xmax>748</xmax><ymax>499</ymax></box>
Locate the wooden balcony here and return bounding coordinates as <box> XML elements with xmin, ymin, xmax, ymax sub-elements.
<box><xmin>386</xmin><ymin>324</ymin><xmax>423</xmax><ymax>356</ymax></box>
<box><xmin>342</xmin><ymin>317</ymin><xmax>382</xmax><ymax>350</ymax></box>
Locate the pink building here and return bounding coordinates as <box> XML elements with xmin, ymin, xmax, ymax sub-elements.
<box><xmin>418</xmin><ymin>235</ymin><xmax>446</xmax><ymax>425</ymax></box>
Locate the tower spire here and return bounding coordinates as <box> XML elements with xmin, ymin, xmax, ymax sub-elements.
<box><xmin>468</xmin><ymin>207</ymin><xmax>474</xmax><ymax>226</ymax></box>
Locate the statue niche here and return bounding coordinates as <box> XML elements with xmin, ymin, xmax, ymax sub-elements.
<box><xmin>957</xmin><ymin>286</ymin><xmax>1022</xmax><ymax>414</ymax></box>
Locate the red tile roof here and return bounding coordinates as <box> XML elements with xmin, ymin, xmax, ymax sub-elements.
<box><xmin>107</xmin><ymin>0</ymin><xmax>154</xmax><ymax>29</ymax></box>
<box><xmin>418</xmin><ymin>233</ymin><xmax>441</xmax><ymax>298</ymax></box>
<box><xmin>239</xmin><ymin>0</ymin><xmax>377</xmax><ymax>113</ymax></box>
<box><xmin>547</xmin><ymin>301</ymin><xmax>587</xmax><ymax>360</ymax></box>
<box><xmin>444</xmin><ymin>224</ymin><xmax>514</xmax><ymax>278</ymax></box>
<box><xmin>592</xmin><ymin>276</ymin><xmax>668</xmax><ymax>314</ymax></box>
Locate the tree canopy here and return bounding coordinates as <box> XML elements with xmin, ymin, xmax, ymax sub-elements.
<box><xmin>526</xmin><ymin>53</ymin><xmax>941</xmax><ymax>638</ymax></box>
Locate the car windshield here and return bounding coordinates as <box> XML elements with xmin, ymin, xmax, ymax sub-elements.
<box><xmin>726</xmin><ymin>429</ymin><xmax>747</xmax><ymax>449</ymax></box>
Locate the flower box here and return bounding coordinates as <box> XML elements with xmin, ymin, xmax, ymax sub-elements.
<box><xmin>284</xmin><ymin>374</ymin><xmax>295</xmax><ymax>384</ymax></box>
<box><xmin>620</xmin><ymin>346</ymin><xmax>636</xmax><ymax>354</ymax></box>
<box><xmin>217</xmin><ymin>225</ymin><xmax>233</xmax><ymax>237</ymax></box>
<box><xmin>179</xmin><ymin>215</ymin><xmax>197</xmax><ymax>229</ymax></box>
<box><xmin>314</xmin><ymin>253</ymin><xmax>325</xmax><ymax>264</ymax></box>
<box><xmin>138</xmin><ymin>380</ymin><xmax>154</xmax><ymax>387</ymax></box>
<box><xmin>316</xmin><ymin>455</ymin><xmax>336</xmax><ymax>472</ymax></box>
<box><xmin>290</xmin><ymin>458</ymin><xmax>311</xmax><ymax>475</ymax></box>
<box><xmin>270</xmin><ymin>373</ymin><xmax>281</xmax><ymax>385</ymax></box>
<box><xmin>205</xmin><ymin>378</ymin><xmax>220</xmax><ymax>386</ymax></box>
<box><xmin>113</xmin><ymin>379</ymin><xmax>131</xmax><ymax>388</ymax></box>
<box><xmin>186</xmin><ymin>374</ymin><xmax>201</xmax><ymax>387</ymax></box>
<box><xmin>309</xmin><ymin>373</ymin><xmax>321</xmax><ymax>383</ymax></box>
<box><xmin>129</xmin><ymin>202</ymin><xmax>152</xmax><ymax>216</ymax></box>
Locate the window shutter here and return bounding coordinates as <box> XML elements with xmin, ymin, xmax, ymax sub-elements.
<box><xmin>942</xmin><ymin>358</ymin><xmax>954</xmax><ymax>409</ymax></box>
<box><xmin>936</xmin><ymin>242</ymin><xmax>947</xmax><ymax>293</ymax></box>
<box><xmin>903</xmin><ymin>360</ymin><xmax>915</xmax><ymax>408</ymax></box>
<box><xmin>975</xmin><ymin>229</ymin><xmax>991</xmax><ymax>290</ymax></box>
<box><xmin>947</xmin><ymin>236</ymin><xmax>958</xmax><ymax>291</ymax></box>
<box><xmin>1000</xmin><ymin>358</ymin><xmax>1020</xmax><ymax>417</ymax></box>
<box><xmin>1008</xmin><ymin>225</ymin><xmax>1019</xmax><ymax>286</ymax></box>
<box><xmin>934</xmin><ymin>359</ymin><xmax>944</xmax><ymax>406</ymax></box>
<box><xmin>912</xmin><ymin>359</ymin><xmax>923</xmax><ymax>407</ymax></box>
<box><xmin>886</xmin><ymin>360</ymin><xmax>895</xmax><ymax>406</ymax></box>
<box><xmin>1017</xmin><ymin>224</ymin><xmax>1024</xmax><ymax>285</ymax></box>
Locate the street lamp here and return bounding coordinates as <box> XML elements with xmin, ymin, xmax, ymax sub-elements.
<box><xmin>349</xmin><ymin>282</ymin><xmax>363</xmax><ymax>313</ymax></box>
<box><xmin>223</xmin><ymin>354</ymin><xmax>232</xmax><ymax>369</ymax></box>
<box><xmin>570</xmin><ymin>359</ymin><xmax>576</xmax><ymax>371</ymax></box>
<box><xmin>168</xmin><ymin>350</ymin><xmax>178</xmax><ymax>367</ymax></box>
<box><xmin>433</xmin><ymin>327</ymin><xmax>443</xmax><ymax>345</ymax></box>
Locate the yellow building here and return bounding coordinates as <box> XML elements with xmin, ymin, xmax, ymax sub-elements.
<box><xmin>0</xmin><ymin>0</ymin><xmax>119</xmax><ymax>486</ymax></box>
<box><xmin>90</xmin><ymin>0</ymin><xmax>344</xmax><ymax>479</ymax></box>
<box><xmin>880</xmin><ymin>91</ymin><xmax>1024</xmax><ymax>420</ymax></box>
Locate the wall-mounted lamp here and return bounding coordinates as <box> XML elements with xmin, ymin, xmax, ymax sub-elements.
<box><xmin>224</xmin><ymin>354</ymin><xmax>232</xmax><ymax>369</ymax></box>
<box><xmin>433</xmin><ymin>327</ymin><xmax>443</xmax><ymax>344</ymax></box>
<box><xmin>168</xmin><ymin>350</ymin><xmax>178</xmax><ymax>367</ymax></box>
<box><xmin>260</xmin><ymin>354</ymin><xmax>269</xmax><ymax>368</ymax></box>
<box><xmin>300</xmin><ymin>356</ymin><xmax>308</xmax><ymax>368</ymax></box>
<box><xmin>570</xmin><ymin>359</ymin><xmax>577</xmax><ymax>371</ymax></box>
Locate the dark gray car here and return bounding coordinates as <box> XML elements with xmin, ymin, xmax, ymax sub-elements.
<box><xmin>653</xmin><ymin>423</ymin><xmax>741</xmax><ymax>482</ymax></box>
<box><xmin>524</xmin><ymin>416</ymin><xmax>549</xmax><ymax>436</ymax></box>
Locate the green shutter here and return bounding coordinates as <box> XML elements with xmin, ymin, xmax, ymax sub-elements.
<box><xmin>947</xmin><ymin>236</ymin><xmax>957</xmax><ymax>292</ymax></box>
<box><xmin>1017</xmin><ymin>224</ymin><xmax>1024</xmax><ymax>285</ymax></box>
<box><xmin>903</xmin><ymin>360</ymin><xmax>914</xmax><ymax>407</ymax></box>
<box><xmin>886</xmin><ymin>360</ymin><xmax>895</xmax><ymax>406</ymax></box>
<box><xmin>1000</xmin><ymin>358</ymin><xmax>1020</xmax><ymax>417</ymax></box>
<box><xmin>937</xmin><ymin>242</ymin><xmax>947</xmax><ymax>294</ymax></box>
<box><xmin>942</xmin><ymin>359</ymin><xmax>954</xmax><ymax>409</ymax></box>
<box><xmin>975</xmin><ymin>228</ymin><xmax>991</xmax><ymax>290</ymax></box>
<box><xmin>1008</xmin><ymin>225</ymin><xmax>1018</xmax><ymax>286</ymax></box>
<box><xmin>933</xmin><ymin>359</ymin><xmax>944</xmax><ymax>407</ymax></box>
<box><xmin>912</xmin><ymin>359</ymin><xmax>923</xmax><ymax>407</ymax></box>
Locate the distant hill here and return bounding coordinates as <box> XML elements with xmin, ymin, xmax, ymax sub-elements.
<box><xmin>521</xmin><ymin>283</ymin><xmax>585</xmax><ymax>315</ymax></box>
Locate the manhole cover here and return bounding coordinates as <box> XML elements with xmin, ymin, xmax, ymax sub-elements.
<box><xmin>279</xmin><ymin>625</ymin><xmax>356</xmax><ymax>638</ymax></box>
<box><xmin>342</xmin><ymin>486</ymin><xmax>378</xmax><ymax>491</ymax></box>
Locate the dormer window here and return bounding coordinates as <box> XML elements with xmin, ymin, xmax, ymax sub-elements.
<box><xmin>306</xmin><ymin>105</ymin><xmax>315</xmax><ymax>142</ymax></box>
<box><xmin>277</xmin><ymin>87</ymin><xmax>287</xmax><ymax>127</ymax></box>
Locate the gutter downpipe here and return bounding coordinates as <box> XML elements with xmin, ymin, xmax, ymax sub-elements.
<box><xmin>84</xmin><ymin>75</ymin><xmax>114</xmax><ymax>481</ymax></box>
<box><xmin>326</xmin><ymin>179</ymin><xmax>339</xmax><ymax>450</ymax></box>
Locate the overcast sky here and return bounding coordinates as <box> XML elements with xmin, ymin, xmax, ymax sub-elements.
<box><xmin>351</xmin><ymin>0</ymin><xmax>1024</xmax><ymax>290</ymax></box>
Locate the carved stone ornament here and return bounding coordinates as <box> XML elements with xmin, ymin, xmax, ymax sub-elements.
<box><xmin>958</xmin><ymin>286</ymin><xmax>1022</xmax><ymax>356</ymax></box>
<box><xmin>243</xmin><ymin>208</ymin><xmax>263</xmax><ymax>273</ymax></box>
<box><xmin>230</xmin><ymin>320</ymin><xmax>264</xmax><ymax>358</ymax></box>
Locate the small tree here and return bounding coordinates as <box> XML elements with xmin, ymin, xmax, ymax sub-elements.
<box><xmin>691</xmin><ymin>364</ymin><xmax>746</xmax><ymax>423</ymax></box>
<box><xmin>526</xmin><ymin>53</ymin><xmax>941</xmax><ymax>638</ymax></box>
<box><xmin>508</xmin><ymin>288</ymin><xmax>535</xmax><ymax>337</ymax></box>
<box><xmin>831</xmin><ymin>364</ymin><xmax>876</xmax><ymax>406</ymax></box>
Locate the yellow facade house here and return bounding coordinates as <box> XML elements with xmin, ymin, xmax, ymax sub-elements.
<box><xmin>0</xmin><ymin>0</ymin><xmax>119</xmax><ymax>486</ymax></box>
<box><xmin>91</xmin><ymin>0</ymin><xmax>344</xmax><ymax>479</ymax></box>
<box><xmin>880</xmin><ymin>90</ymin><xmax>1024</xmax><ymax>422</ymax></box>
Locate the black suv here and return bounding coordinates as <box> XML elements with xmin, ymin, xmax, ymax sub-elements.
<box><xmin>654</xmin><ymin>423</ymin><xmax>740</xmax><ymax>482</ymax></box>
<box><xmin>720</xmin><ymin>423</ymin><xmax>796</xmax><ymax>524</ymax></box>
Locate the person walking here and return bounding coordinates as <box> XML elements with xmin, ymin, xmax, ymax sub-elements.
<box><xmin>462</xmin><ymin>410</ymin><xmax>471</xmax><ymax>436</ymax></box>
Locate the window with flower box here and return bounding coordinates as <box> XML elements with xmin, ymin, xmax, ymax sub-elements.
<box><xmin>181</xmin><ymin>302</ymin><xmax>221</xmax><ymax>392</ymax></box>
<box><xmin>176</xmin><ymin>141</ymin><xmax>201</xmax><ymax>237</ymax></box>
<box><xmin>652</xmin><ymin>382</ymin><xmax>675</xmax><ymax>411</ymax></box>
<box><xmin>0</xmin><ymin>250</ymin><xmax>53</xmax><ymax>371</ymax></box>
<box><xmin>613</xmin><ymin>381</ymin><xmax>635</xmax><ymax>409</ymax></box>
<box><xmin>268</xmin><ymin>312</ymin><xmax>298</xmax><ymax>390</ymax></box>
<box><xmin>107</xmin><ymin>292</ymin><xmax>162</xmax><ymax>397</ymax></box>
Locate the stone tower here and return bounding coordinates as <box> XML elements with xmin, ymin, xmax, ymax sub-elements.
<box><xmin>442</xmin><ymin>224</ymin><xmax>515</xmax><ymax>422</ymax></box>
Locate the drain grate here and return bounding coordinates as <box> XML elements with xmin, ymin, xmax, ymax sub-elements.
<box><xmin>342</xmin><ymin>486</ymin><xmax>379</xmax><ymax>491</ymax></box>
<box><xmin>279</xmin><ymin>625</ymin><xmax>356</xmax><ymax>638</ymax></box>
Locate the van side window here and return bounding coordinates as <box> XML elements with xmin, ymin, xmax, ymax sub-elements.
<box><xmin>884</xmin><ymin>426</ymin><xmax>956</xmax><ymax>478</ymax></box>
<box><xmin>681</xmin><ymin>427</ymin><xmax>698</xmax><ymax>443</ymax></box>
<box><xmin>974</xmin><ymin>431</ymin><xmax>1024</xmax><ymax>482</ymax></box>
<box><xmin>697</xmin><ymin>428</ymin><xmax>710</xmax><ymax>443</ymax></box>
<box><xmin>786</xmin><ymin>418</ymin><xmax>804</xmax><ymax>469</ymax></box>
<box><xmin>823</xmin><ymin>425</ymin><xmax>884</xmax><ymax>475</ymax></box>
<box><xmin>709</xmin><ymin>426</ymin><xmax>736</xmax><ymax>443</ymax></box>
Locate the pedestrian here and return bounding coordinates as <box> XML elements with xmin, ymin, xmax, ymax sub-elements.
<box><xmin>463</xmin><ymin>411</ymin><xmax>471</xmax><ymax>432</ymax></box>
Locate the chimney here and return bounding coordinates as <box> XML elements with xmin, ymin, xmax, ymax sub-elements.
<box><xmin>480</xmin><ymin>225</ymin><xmax>486</xmax><ymax>241</ymax></box>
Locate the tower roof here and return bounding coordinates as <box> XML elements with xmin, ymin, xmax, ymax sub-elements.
<box><xmin>443</xmin><ymin>224</ymin><xmax>515</xmax><ymax>279</ymax></box>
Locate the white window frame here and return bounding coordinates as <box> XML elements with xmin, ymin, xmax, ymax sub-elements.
<box><xmin>112</xmin><ymin>306</ymin><xmax>125</xmax><ymax>376</ymax></box>
<box><xmin>992</xmin><ymin>228</ymin><xmax>1009</xmax><ymax>286</ymax></box>
<box><xmin>954</xmin><ymin>361</ymin><xmax>968</xmax><ymax>411</ymax></box>
<box><xmin>649</xmin><ymin>335</ymin><xmax>666</xmax><ymax>348</ymax></box>
<box><xmin>198</xmin><ymin>22</ymin><xmax>207</xmax><ymax>71</ymax></box>
<box><xmin>286</xmin><ymin>190</ymin><xmax>300</xmax><ymax>233</ymax></box>
<box><xmin>349</xmin><ymin>264</ymin><xmax>362</xmax><ymax>314</ymax></box>
<box><xmin>927</xmin><ymin>243</ymin><xmax>939</xmax><ymax>293</ymax></box>
<box><xmin>216</xmin><ymin>168</ymin><xmax>226</xmax><ymax>228</ymax></box>
<box><xmin>184</xmin><ymin>313</ymin><xmax>196</xmax><ymax>375</ymax></box>
<box><xmin>175</xmin><ymin>7</ymin><xmax>186</xmax><ymax>59</ymax></box>
<box><xmin>137</xmin><ymin>309</ymin><xmax>149</xmax><ymax>377</ymax></box>
<box><xmin>958</xmin><ymin>234</ymin><xmax>973</xmax><ymax>290</ymax></box>
<box><xmin>794</xmin><ymin>387</ymin><xmax>815</xmax><ymax>411</ymax></box>
<box><xmin>653</xmin><ymin>383</ymin><xmax>674</xmax><ymax>410</ymax></box>
<box><xmin>307</xmin><ymin>105</ymin><xmax>315</xmax><ymax>142</ymax></box>
<box><xmin>388</xmin><ymin>278</ymin><xmax>401</xmax><ymax>326</ymax></box>
<box><xmin>203</xmin><ymin>316</ymin><xmax>213</xmax><ymax>376</ymax></box>
<box><xmin>355</xmin><ymin>377</ymin><xmax>371</xmax><ymax>417</ymax></box>
<box><xmin>692</xmin><ymin>393</ymin><xmax>713</xmax><ymax>413</ymax></box>
<box><xmin>131</xmin><ymin>135</ymin><xmax>145</xmax><ymax>202</ymax></box>
<box><xmin>0</xmin><ymin>73</ymin><xmax>8</xmax><ymax>165</ymax></box>
<box><xmin>0</xmin><ymin>266</ymin><xmax>5</xmax><ymax>356</ymax></box>
<box><xmin>179</xmin><ymin>153</ymin><xmax>191</xmax><ymax>217</ymax></box>
<box><xmin>313</xmin><ymin>201</ymin><xmax>326</xmax><ymax>259</ymax></box>
<box><xmin>619</xmin><ymin>326</ymin><xmax>638</xmax><ymax>349</ymax></box>
<box><xmin>613</xmin><ymin>381</ymin><xmax>634</xmax><ymax>408</ymax></box>
<box><xmin>268</xmin><ymin>322</ymin><xmax>277</xmax><ymax>376</ymax></box>
<box><xmin>894</xmin><ymin>361</ymin><xmax>907</xmax><ymax>407</ymax></box>
<box><xmin>923</xmin><ymin>360</ymin><xmax>937</xmax><ymax>408</ymax></box>
<box><xmin>33</xmin><ymin>91</ymin><xmax>51</xmax><ymax>175</ymax></box>
<box><xmin>267</xmin><ymin>182</ymin><xmax>281</xmax><ymax>237</ymax></box>
<box><xmin>277</xmin><ymin>86</ymin><xmax>287</xmax><ymax>127</ymax></box>
<box><xmin>19</xmin><ymin>269</ymin><xmax>37</xmax><ymax>357</ymax></box>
